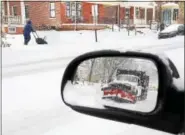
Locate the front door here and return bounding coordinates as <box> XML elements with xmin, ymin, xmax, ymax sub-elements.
<box><xmin>162</xmin><ymin>9</ymin><xmax>171</xmax><ymax>25</ymax></box>
<box><xmin>147</xmin><ymin>8</ymin><xmax>153</xmax><ymax>25</ymax></box>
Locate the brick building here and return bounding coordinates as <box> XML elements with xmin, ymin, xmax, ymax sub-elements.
<box><xmin>155</xmin><ymin>1</ymin><xmax>184</xmax><ymax>24</ymax></box>
<box><xmin>178</xmin><ymin>1</ymin><xmax>184</xmax><ymax>24</ymax></box>
<box><xmin>2</xmin><ymin>1</ymin><xmax>157</xmax><ymax>34</ymax></box>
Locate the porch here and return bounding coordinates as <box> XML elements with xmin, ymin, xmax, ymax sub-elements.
<box><xmin>125</xmin><ymin>1</ymin><xmax>157</xmax><ymax>25</ymax></box>
<box><xmin>2</xmin><ymin>16</ymin><xmax>24</xmax><ymax>34</ymax></box>
<box><xmin>2</xmin><ymin>15</ymin><xmax>22</xmax><ymax>25</ymax></box>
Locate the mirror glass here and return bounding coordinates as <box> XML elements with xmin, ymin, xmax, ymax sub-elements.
<box><xmin>63</xmin><ymin>57</ymin><xmax>159</xmax><ymax>113</ymax></box>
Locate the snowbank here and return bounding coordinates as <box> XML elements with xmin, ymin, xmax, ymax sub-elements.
<box><xmin>64</xmin><ymin>81</ymin><xmax>104</xmax><ymax>109</ymax></box>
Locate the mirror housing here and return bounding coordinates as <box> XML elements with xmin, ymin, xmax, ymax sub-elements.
<box><xmin>61</xmin><ymin>50</ymin><xmax>184</xmax><ymax>134</ymax></box>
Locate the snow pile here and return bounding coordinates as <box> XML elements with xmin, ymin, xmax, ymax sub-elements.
<box><xmin>64</xmin><ymin>81</ymin><xmax>104</xmax><ymax>109</ymax></box>
<box><xmin>161</xmin><ymin>24</ymin><xmax>182</xmax><ymax>33</ymax></box>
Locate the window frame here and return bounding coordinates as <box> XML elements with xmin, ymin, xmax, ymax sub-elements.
<box><xmin>49</xmin><ymin>2</ymin><xmax>56</xmax><ymax>18</ymax></box>
<box><xmin>173</xmin><ymin>9</ymin><xmax>178</xmax><ymax>21</ymax></box>
<box><xmin>65</xmin><ymin>2</ymin><xmax>82</xmax><ymax>19</ymax></box>
<box><xmin>135</xmin><ymin>7</ymin><xmax>139</xmax><ymax>19</ymax></box>
<box><xmin>25</xmin><ymin>5</ymin><xmax>29</xmax><ymax>19</ymax></box>
<box><xmin>12</xmin><ymin>6</ymin><xmax>17</xmax><ymax>16</ymax></box>
<box><xmin>1</xmin><ymin>2</ymin><xmax>5</xmax><ymax>16</ymax></box>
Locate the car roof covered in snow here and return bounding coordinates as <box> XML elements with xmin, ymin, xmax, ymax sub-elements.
<box><xmin>161</xmin><ymin>24</ymin><xmax>183</xmax><ymax>33</ymax></box>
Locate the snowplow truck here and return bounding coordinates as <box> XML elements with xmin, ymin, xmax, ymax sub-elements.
<box><xmin>116</xmin><ymin>69</ymin><xmax>149</xmax><ymax>101</ymax></box>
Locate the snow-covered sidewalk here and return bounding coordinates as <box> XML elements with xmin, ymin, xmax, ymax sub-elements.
<box><xmin>2</xmin><ymin>29</ymin><xmax>184</xmax><ymax>66</ymax></box>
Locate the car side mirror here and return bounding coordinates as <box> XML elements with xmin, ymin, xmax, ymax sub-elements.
<box><xmin>60</xmin><ymin>50</ymin><xmax>184</xmax><ymax>134</ymax></box>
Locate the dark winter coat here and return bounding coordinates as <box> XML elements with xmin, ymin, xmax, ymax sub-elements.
<box><xmin>23</xmin><ymin>20</ymin><xmax>34</xmax><ymax>37</ymax></box>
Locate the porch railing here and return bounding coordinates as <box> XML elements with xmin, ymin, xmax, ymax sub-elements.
<box><xmin>2</xmin><ymin>15</ymin><xmax>22</xmax><ymax>25</ymax></box>
<box><xmin>121</xmin><ymin>19</ymin><xmax>134</xmax><ymax>25</ymax></box>
<box><xmin>134</xmin><ymin>19</ymin><xmax>147</xmax><ymax>25</ymax></box>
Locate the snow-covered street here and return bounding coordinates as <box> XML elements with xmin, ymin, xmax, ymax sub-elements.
<box><xmin>2</xmin><ymin>29</ymin><xmax>184</xmax><ymax>135</ymax></box>
<box><xmin>2</xmin><ymin>29</ymin><xmax>184</xmax><ymax>66</ymax></box>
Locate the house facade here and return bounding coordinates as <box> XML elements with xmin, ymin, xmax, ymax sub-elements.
<box><xmin>155</xmin><ymin>1</ymin><xmax>184</xmax><ymax>24</ymax></box>
<box><xmin>2</xmin><ymin>1</ymin><xmax>157</xmax><ymax>34</ymax></box>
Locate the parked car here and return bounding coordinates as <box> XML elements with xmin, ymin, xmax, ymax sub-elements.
<box><xmin>158</xmin><ymin>24</ymin><xmax>184</xmax><ymax>39</ymax></box>
<box><xmin>177</xmin><ymin>24</ymin><xmax>185</xmax><ymax>35</ymax></box>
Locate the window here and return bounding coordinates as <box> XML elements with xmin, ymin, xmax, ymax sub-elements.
<box><xmin>50</xmin><ymin>2</ymin><xmax>56</xmax><ymax>18</ymax></box>
<box><xmin>25</xmin><ymin>5</ymin><xmax>29</xmax><ymax>19</ymax></box>
<box><xmin>125</xmin><ymin>8</ymin><xmax>130</xmax><ymax>16</ymax></box>
<box><xmin>12</xmin><ymin>6</ymin><xmax>17</xmax><ymax>16</ymax></box>
<box><xmin>76</xmin><ymin>2</ymin><xmax>82</xmax><ymax>17</ymax></box>
<box><xmin>136</xmin><ymin>7</ymin><xmax>139</xmax><ymax>18</ymax></box>
<box><xmin>8</xmin><ymin>26</ymin><xmax>16</xmax><ymax>33</ymax></box>
<box><xmin>1</xmin><ymin>2</ymin><xmax>5</xmax><ymax>16</ymax></box>
<box><xmin>140</xmin><ymin>8</ymin><xmax>145</xmax><ymax>19</ymax></box>
<box><xmin>173</xmin><ymin>9</ymin><xmax>178</xmax><ymax>21</ymax></box>
<box><xmin>65</xmin><ymin>2</ymin><xmax>82</xmax><ymax>19</ymax></box>
<box><xmin>66</xmin><ymin>2</ymin><xmax>70</xmax><ymax>17</ymax></box>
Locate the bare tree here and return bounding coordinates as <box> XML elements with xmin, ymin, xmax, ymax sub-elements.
<box><xmin>88</xmin><ymin>59</ymin><xmax>96</xmax><ymax>82</ymax></box>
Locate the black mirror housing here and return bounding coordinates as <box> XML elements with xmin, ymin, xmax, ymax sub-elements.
<box><xmin>60</xmin><ymin>50</ymin><xmax>184</xmax><ymax>134</ymax></box>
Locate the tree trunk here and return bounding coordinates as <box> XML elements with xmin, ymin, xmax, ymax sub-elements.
<box><xmin>88</xmin><ymin>59</ymin><xmax>95</xmax><ymax>82</ymax></box>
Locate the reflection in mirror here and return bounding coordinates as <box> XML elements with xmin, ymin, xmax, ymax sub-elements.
<box><xmin>64</xmin><ymin>57</ymin><xmax>159</xmax><ymax>113</ymax></box>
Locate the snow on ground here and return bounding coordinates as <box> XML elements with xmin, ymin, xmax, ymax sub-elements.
<box><xmin>2</xmin><ymin>69</ymin><xmax>131</xmax><ymax>135</ymax></box>
<box><xmin>2</xmin><ymin>29</ymin><xmax>183</xmax><ymax>135</ymax></box>
<box><xmin>2</xmin><ymin>68</ymin><xmax>172</xmax><ymax>135</ymax></box>
<box><xmin>165</xmin><ymin>48</ymin><xmax>184</xmax><ymax>90</ymax></box>
<box><xmin>2</xmin><ymin>28</ymin><xmax>184</xmax><ymax>66</ymax></box>
<box><xmin>64</xmin><ymin>82</ymin><xmax>104</xmax><ymax>108</ymax></box>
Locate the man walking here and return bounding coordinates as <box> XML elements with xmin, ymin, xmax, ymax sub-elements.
<box><xmin>23</xmin><ymin>20</ymin><xmax>34</xmax><ymax>45</ymax></box>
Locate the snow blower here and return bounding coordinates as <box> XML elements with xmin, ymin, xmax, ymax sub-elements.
<box><xmin>32</xmin><ymin>31</ymin><xmax>48</xmax><ymax>44</ymax></box>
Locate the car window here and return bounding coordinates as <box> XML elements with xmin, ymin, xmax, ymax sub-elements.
<box><xmin>1</xmin><ymin>1</ymin><xmax>184</xmax><ymax>135</ymax></box>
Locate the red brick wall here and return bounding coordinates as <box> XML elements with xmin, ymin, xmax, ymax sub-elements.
<box><xmin>100</xmin><ymin>5</ymin><xmax>117</xmax><ymax>24</ymax></box>
<box><xmin>24</xmin><ymin>2</ymin><xmax>62</xmax><ymax>27</ymax></box>
<box><xmin>4</xmin><ymin>26</ymin><xmax>24</xmax><ymax>34</ymax></box>
<box><xmin>98</xmin><ymin>4</ymin><xmax>105</xmax><ymax>23</ymax></box>
<box><xmin>82</xmin><ymin>2</ymin><xmax>93</xmax><ymax>23</ymax></box>
<box><xmin>60</xmin><ymin>2</ymin><xmax>95</xmax><ymax>24</ymax></box>
<box><xmin>9</xmin><ymin>1</ymin><xmax>21</xmax><ymax>16</ymax></box>
<box><xmin>60</xmin><ymin>3</ymin><xmax>73</xmax><ymax>23</ymax></box>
